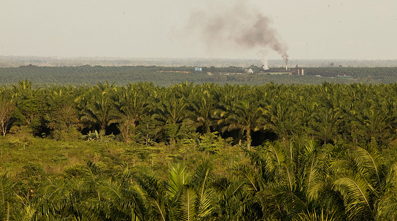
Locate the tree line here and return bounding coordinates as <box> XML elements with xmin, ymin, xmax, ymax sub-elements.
<box><xmin>4</xmin><ymin>66</ymin><xmax>397</xmax><ymax>86</ymax></box>
<box><xmin>2</xmin><ymin>80</ymin><xmax>397</xmax><ymax>147</ymax></box>
<box><xmin>305</xmin><ymin>67</ymin><xmax>397</xmax><ymax>79</ymax></box>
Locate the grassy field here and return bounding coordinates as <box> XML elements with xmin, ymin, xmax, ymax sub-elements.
<box><xmin>0</xmin><ymin>128</ymin><xmax>244</xmax><ymax>179</ymax></box>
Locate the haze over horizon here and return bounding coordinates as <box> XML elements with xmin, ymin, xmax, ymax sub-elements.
<box><xmin>1</xmin><ymin>0</ymin><xmax>396</xmax><ymax>60</ymax></box>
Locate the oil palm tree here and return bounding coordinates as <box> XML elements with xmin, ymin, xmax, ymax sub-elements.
<box><xmin>133</xmin><ymin>161</ymin><xmax>216</xmax><ymax>221</ymax></box>
<box><xmin>44</xmin><ymin>86</ymin><xmax>81</xmax><ymax>139</ymax></box>
<box><xmin>265</xmin><ymin>98</ymin><xmax>300</xmax><ymax>141</ymax></box>
<box><xmin>220</xmin><ymin>100</ymin><xmax>266</xmax><ymax>147</ymax></box>
<box><xmin>77</xmin><ymin>82</ymin><xmax>120</xmax><ymax>133</ymax></box>
<box><xmin>112</xmin><ymin>82</ymin><xmax>153</xmax><ymax>141</ymax></box>
<box><xmin>153</xmin><ymin>89</ymin><xmax>191</xmax><ymax>147</ymax></box>
<box><xmin>235</xmin><ymin>137</ymin><xmax>341</xmax><ymax>220</ymax></box>
<box><xmin>190</xmin><ymin>84</ymin><xmax>218</xmax><ymax>134</ymax></box>
<box><xmin>330</xmin><ymin>143</ymin><xmax>397</xmax><ymax>220</ymax></box>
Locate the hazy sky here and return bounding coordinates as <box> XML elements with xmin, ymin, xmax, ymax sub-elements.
<box><xmin>1</xmin><ymin>0</ymin><xmax>396</xmax><ymax>60</ymax></box>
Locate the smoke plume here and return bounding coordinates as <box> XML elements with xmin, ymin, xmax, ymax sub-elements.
<box><xmin>186</xmin><ymin>1</ymin><xmax>288</xmax><ymax>64</ymax></box>
<box><xmin>259</xmin><ymin>49</ymin><xmax>269</xmax><ymax>70</ymax></box>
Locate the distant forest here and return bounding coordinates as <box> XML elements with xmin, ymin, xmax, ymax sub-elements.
<box><xmin>1</xmin><ymin>56</ymin><xmax>397</xmax><ymax>68</ymax></box>
<box><xmin>1</xmin><ymin>65</ymin><xmax>397</xmax><ymax>86</ymax></box>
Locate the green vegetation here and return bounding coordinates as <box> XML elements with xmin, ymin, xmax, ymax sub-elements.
<box><xmin>3</xmin><ymin>79</ymin><xmax>397</xmax><ymax>220</ymax></box>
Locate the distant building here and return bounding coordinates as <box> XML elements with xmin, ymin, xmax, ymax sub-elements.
<box><xmin>297</xmin><ymin>68</ymin><xmax>305</xmax><ymax>76</ymax></box>
<box><xmin>246</xmin><ymin>69</ymin><xmax>254</xmax><ymax>74</ymax></box>
<box><xmin>195</xmin><ymin>67</ymin><xmax>202</xmax><ymax>72</ymax></box>
<box><xmin>337</xmin><ymin>74</ymin><xmax>353</xmax><ymax>79</ymax></box>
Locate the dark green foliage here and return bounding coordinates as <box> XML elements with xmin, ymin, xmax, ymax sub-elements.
<box><xmin>2</xmin><ymin>65</ymin><xmax>397</xmax><ymax>86</ymax></box>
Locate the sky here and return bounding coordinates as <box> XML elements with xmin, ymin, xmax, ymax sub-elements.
<box><xmin>1</xmin><ymin>0</ymin><xmax>396</xmax><ymax>60</ymax></box>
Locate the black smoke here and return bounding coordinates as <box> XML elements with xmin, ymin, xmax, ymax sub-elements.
<box><xmin>186</xmin><ymin>1</ymin><xmax>288</xmax><ymax>63</ymax></box>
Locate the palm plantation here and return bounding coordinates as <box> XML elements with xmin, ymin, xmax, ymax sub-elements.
<box><xmin>2</xmin><ymin>80</ymin><xmax>397</xmax><ymax>220</ymax></box>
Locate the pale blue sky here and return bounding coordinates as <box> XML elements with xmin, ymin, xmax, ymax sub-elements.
<box><xmin>1</xmin><ymin>0</ymin><xmax>396</xmax><ymax>60</ymax></box>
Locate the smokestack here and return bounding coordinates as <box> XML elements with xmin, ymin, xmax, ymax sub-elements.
<box><xmin>282</xmin><ymin>53</ymin><xmax>288</xmax><ymax>70</ymax></box>
<box><xmin>284</xmin><ymin>56</ymin><xmax>288</xmax><ymax>70</ymax></box>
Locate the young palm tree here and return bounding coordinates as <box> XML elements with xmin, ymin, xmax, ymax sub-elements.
<box><xmin>132</xmin><ymin>162</ymin><xmax>217</xmax><ymax>221</ymax></box>
<box><xmin>0</xmin><ymin>174</ymin><xmax>22</xmax><ymax>221</ymax></box>
<box><xmin>235</xmin><ymin>138</ymin><xmax>341</xmax><ymax>220</ymax></box>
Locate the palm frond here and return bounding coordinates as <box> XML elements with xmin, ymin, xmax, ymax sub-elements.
<box><xmin>333</xmin><ymin>177</ymin><xmax>374</xmax><ymax>220</ymax></box>
<box><xmin>180</xmin><ymin>187</ymin><xmax>197</xmax><ymax>221</ymax></box>
<box><xmin>292</xmin><ymin>209</ymin><xmax>336</xmax><ymax>221</ymax></box>
<box><xmin>168</xmin><ymin>164</ymin><xmax>188</xmax><ymax>201</ymax></box>
<box><xmin>196</xmin><ymin>188</ymin><xmax>214</xmax><ymax>219</ymax></box>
